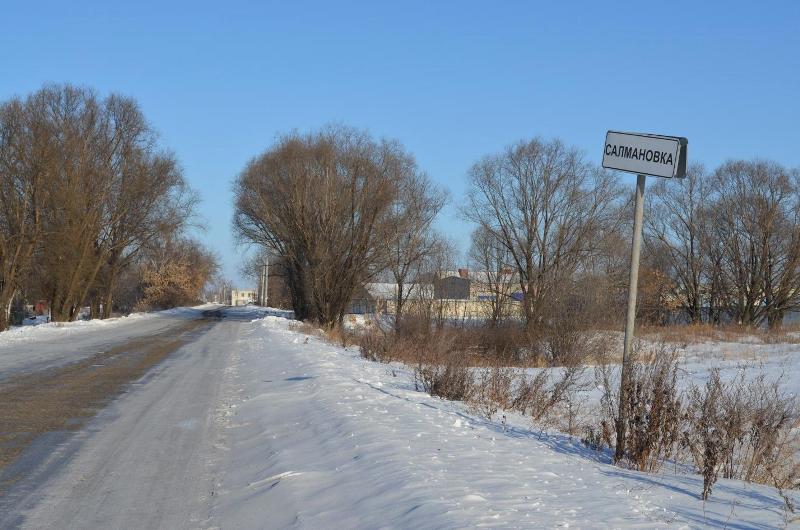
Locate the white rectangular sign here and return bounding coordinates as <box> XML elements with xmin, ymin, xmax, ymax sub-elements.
<box><xmin>602</xmin><ymin>131</ymin><xmax>687</xmax><ymax>178</ymax></box>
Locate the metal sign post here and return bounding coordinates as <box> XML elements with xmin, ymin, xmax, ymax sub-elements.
<box><xmin>602</xmin><ymin>131</ymin><xmax>687</xmax><ymax>464</ymax></box>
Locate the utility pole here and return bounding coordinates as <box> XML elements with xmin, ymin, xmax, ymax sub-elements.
<box><xmin>256</xmin><ymin>267</ymin><xmax>264</xmax><ymax>306</ymax></box>
<box><xmin>256</xmin><ymin>259</ymin><xmax>269</xmax><ymax>306</ymax></box>
<box><xmin>263</xmin><ymin>256</ymin><xmax>269</xmax><ymax>307</ymax></box>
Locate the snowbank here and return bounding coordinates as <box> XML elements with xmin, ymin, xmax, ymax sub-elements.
<box><xmin>211</xmin><ymin>310</ymin><xmax>799</xmax><ymax>528</ymax></box>
<box><xmin>0</xmin><ymin>305</ymin><xmax>216</xmax><ymax>347</ymax></box>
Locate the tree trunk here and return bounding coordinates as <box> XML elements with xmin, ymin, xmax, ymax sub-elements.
<box><xmin>0</xmin><ymin>292</ymin><xmax>11</xmax><ymax>332</ymax></box>
<box><xmin>690</xmin><ymin>293</ymin><xmax>701</xmax><ymax>324</ymax></box>
<box><xmin>395</xmin><ymin>280</ymin><xmax>405</xmax><ymax>330</ymax></box>
<box><xmin>102</xmin><ymin>288</ymin><xmax>114</xmax><ymax>319</ymax></box>
<box><xmin>768</xmin><ymin>310</ymin><xmax>784</xmax><ymax>330</ymax></box>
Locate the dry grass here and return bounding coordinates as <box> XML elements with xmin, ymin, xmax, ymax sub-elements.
<box><xmin>355</xmin><ymin>325</ymin><xmax>610</xmax><ymax>369</ymax></box>
<box><xmin>296</xmin><ymin>315</ymin><xmax>800</xmax><ymax>503</ymax></box>
<box><xmin>289</xmin><ymin>321</ymin><xmax>356</xmax><ymax>348</ymax></box>
<box><xmin>289</xmin><ymin>321</ymin><xmax>326</xmax><ymax>338</ymax></box>
<box><xmin>639</xmin><ymin>323</ymin><xmax>800</xmax><ymax>346</ymax></box>
<box><xmin>684</xmin><ymin>368</ymin><xmax>800</xmax><ymax>500</ymax></box>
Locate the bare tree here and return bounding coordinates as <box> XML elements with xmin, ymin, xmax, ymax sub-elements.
<box><xmin>96</xmin><ymin>116</ymin><xmax>197</xmax><ymax>318</ymax></box>
<box><xmin>0</xmin><ymin>91</ymin><xmax>53</xmax><ymax>330</ymax></box>
<box><xmin>138</xmin><ymin>236</ymin><xmax>219</xmax><ymax>310</ymax></box>
<box><xmin>386</xmin><ymin>168</ymin><xmax>447</xmax><ymax>325</ymax></box>
<box><xmin>468</xmin><ymin>226</ymin><xmax>515</xmax><ymax>327</ymax></box>
<box><xmin>9</xmin><ymin>85</ymin><xmax>198</xmax><ymax>322</ymax></box>
<box><xmin>464</xmin><ymin>137</ymin><xmax>621</xmax><ymax>331</ymax></box>
<box><xmin>711</xmin><ymin>160</ymin><xmax>800</xmax><ymax>327</ymax></box>
<box><xmin>204</xmin><ymin>275</ymin><xmax>234</xmax><ymax>304</ymax></box>
<box><xmin>239</xmin><ymin>249</ymin><xmax>269</xmax><ymax>289</ymax></box>
<box><xmin>414</xmin><ymin>236</ymin><xmax>459</xmax><ymax>331</ymax></box>
<box><xmin>233</xmin><ymin>126</ymin><xmax>419</xmax><ymax>327</ymax></box>
<box><xmin>646</xmin><ymin>164</ymin><xmax>711</xmax><ymax>323</ymax></box>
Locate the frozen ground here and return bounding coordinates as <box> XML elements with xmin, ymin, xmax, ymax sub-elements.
<box><xmin>4</xmin><ymin>307</ymin><xmax>798</xmax><ymax>528</ymax></box>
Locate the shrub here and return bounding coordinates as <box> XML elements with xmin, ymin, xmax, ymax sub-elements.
<box><xmin>469</xmin><ymin>365</ymin><xmax>514</xmax><ymax>419</ymax></box>
<box><xmin>471</xmin><ymin>325</ymin><xmax>529</xmax><ymax>365</ymax></box>
<box><xmin>414</xmin><ymin>349</ymin><xmax>474</xmax><ymax>401</ymax></box>
<box><xmin>595</xmin><ymin>344</ymin><xmax>682</xmax><ymax>472</ymax></box>
<box><xmin>582</xmin><ymin>425</ymin><xmax>608</xmax><ymax>451</ymax></box>
<box><xmin>358</xmin><ymin>329</ymin><xmax>391</xmax><ymax>362</ymax></box>
<box><xmin>510</xmin><ymin>371</ymin><xmax>550</xmax><ymax>416</ymax></box>
<box><xmin>683</xmin><ymin>368</ymin><xmax>799</xmax><ymax>500</ymax></box>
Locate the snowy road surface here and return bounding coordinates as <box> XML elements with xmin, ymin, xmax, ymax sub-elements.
<box><xmin>1</xmin><ymin>306</ymin><xmax>796</xmax><ymax>528</ymax></box>
<box><xmin>0</xmin><ymin>305</ymin><xmax>216</xmax><ymax>381</ymax></box>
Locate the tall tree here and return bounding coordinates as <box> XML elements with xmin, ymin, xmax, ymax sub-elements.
<box><xmin>234</xmin><ymin>126</ymin><xmax>420</xmax><ymax>327</ymax></box>
<box><xmin>464</xmin><ymin>137</ymin><xmax>621</xmax><ymax>331</ymax></box>
<box><xmin>0</xmin><ymin>91</ymin><xmax>53</xmax><ymax>330</ymax></box>
<box><xmin>20</xmin><ymin>85</ymin><xmax>194</xmax><ymax>321</ymax></box>
<box><xmin>386</xmin><ymin>167</ymin><xmax>447</xmax><ymax>325</ymax></box>
<box><xmin>95</xmin><ymin>145</ymin><xmax>196</xmax><ymax>318</ymax></box>
<box><xmin>468</xmin><ymin>226</ymin><xmax>515</xmax><ymax>327</ymax></box>
<box><xmin>711</xmin><ymin>160</ymin><xmax>800</xmax><ymax>327</ymax></box>
<box><xmin>646</xmin><ymin>164</ymin><xmax>711</xmax><ymax>323</ymax></box>
<box><xmin>138</xmin><ymin>237</ymin><xmax>219</xmax><ymax>309</ymax></box>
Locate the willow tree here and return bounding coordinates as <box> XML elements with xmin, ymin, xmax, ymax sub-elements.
<box><xmin>646</xmin><ymin>164</ymin><xmax>712</xmax><ymax>324</ymax></box>
<box><xmin>711</xmin><ymin>160</ymin><xmax>800</xmax><ymax>328</ymax></box>
<box><xmin>0</xmin><ymin>90</ymin><xmax>53</xmax><ymax>330</ymax></box>
<box><xmin>234</xmin><ymin>126</ymin><xmax>429</xmax><ymax>327</ymax></box>
<box><xmin>12</xmin><ymin>85</ymin><xmax>196</xmax><ymax>322</ymax></box>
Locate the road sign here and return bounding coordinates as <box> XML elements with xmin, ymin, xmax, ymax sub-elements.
<box><xmin>606</xmin><ymin>129</ymin><xmax>688</xmax><ymax>464</ymax></box>
<box><xmin>602</xmin><ymin>131</ymin><xmax>687</xmax><ymax>178</ymax></box>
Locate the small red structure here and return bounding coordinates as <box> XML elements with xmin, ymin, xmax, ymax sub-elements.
<box><xmin>34</xmin><ymin>300</ymin><xmax>49</xmax><ymax>315</ymax></box>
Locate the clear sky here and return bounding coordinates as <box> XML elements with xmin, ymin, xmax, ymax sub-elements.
<box><xmin>2</xmin><ymin>0</ymin><xmax>798</xmax><ymax>286</ymax></box>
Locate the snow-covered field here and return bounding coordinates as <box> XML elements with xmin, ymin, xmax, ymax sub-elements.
<box><xmin>5</xmin><ymin>306</ymin><xmax>798</xmax><ymax>528</ymax></box>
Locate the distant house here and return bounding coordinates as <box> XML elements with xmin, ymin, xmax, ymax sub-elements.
<box><xmin>348</xmin><ymin>282</ymin><xmax>434</xmax><ymax>314</ymax></box>
<box><xmin>344</xmin><ymin>268</ymin><xmax>524</xmax><ymax>320</ymax></box>
<box><xmin>434</xmin><ymin>275</ymin><xmax>470</xmax><ymax>300</ymax></box>
<box><xmin>348</xmin><ymin>285</ymin><xmax>375</xmax><ymax>314</ymax></box>
<box><xmin>230</xmin><ymin>288</ymin><xmax>257</xmax><ymax>306</ymax></box>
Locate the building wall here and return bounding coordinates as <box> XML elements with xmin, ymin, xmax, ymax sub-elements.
<box><xmin>365</xmin><ymin>298</ymin><xmax>523</xmax><ymax>320</ymax></box>
<box><xmin>230</xmin><ymin>289</ymin><xmax>257</xmax><ymax>306</ymax></box>
<box><xmin>348</xmin><ymin>275</ymin><xmax>524</xmax><ymax>320</ymax></box>
<box><xmin>434</xmin><ymin>277</ymin><xmax>470</xmax><ymax>300</ymax></box>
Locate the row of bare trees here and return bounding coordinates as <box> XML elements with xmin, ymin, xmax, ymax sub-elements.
<box><xmin>466</xmin><ymin>141</ymin><xmax>800</xmax><ymax>332</ymax></box>
<box><xmin>235</xmin><ymin>127</ymin><xmax>800</xmax><ymax>332</ymax></box>
<box><xmin>648</xmin><ymin>160</ymin><xmax>800</xmax><ymax>328</ymax></box>
<box><xmin>0</xmin><ymin>84</ymin><xmax>217</xmax><ymax>330</ymax></box>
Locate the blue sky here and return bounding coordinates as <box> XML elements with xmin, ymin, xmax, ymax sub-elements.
<box><xmin>2</xmin><ymin>1</ymin><xmax>798</xmax><ymax>286</ymax></box>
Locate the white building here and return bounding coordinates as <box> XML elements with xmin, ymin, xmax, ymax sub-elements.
<box><xmin>230</xmin><ymin>288</ymin><xmax>257</xmax><ymax>306</ymax></box>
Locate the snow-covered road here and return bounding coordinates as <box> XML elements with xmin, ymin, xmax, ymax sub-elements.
<box><xmin>2</xmin><ymin>307</ymin><xmax>796</xmax><ymax>529</ymax></box>
<box><xmin>0</xmin><ymin>306</ymin><xmax>216</xmax><ymax>381</ymax></box>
